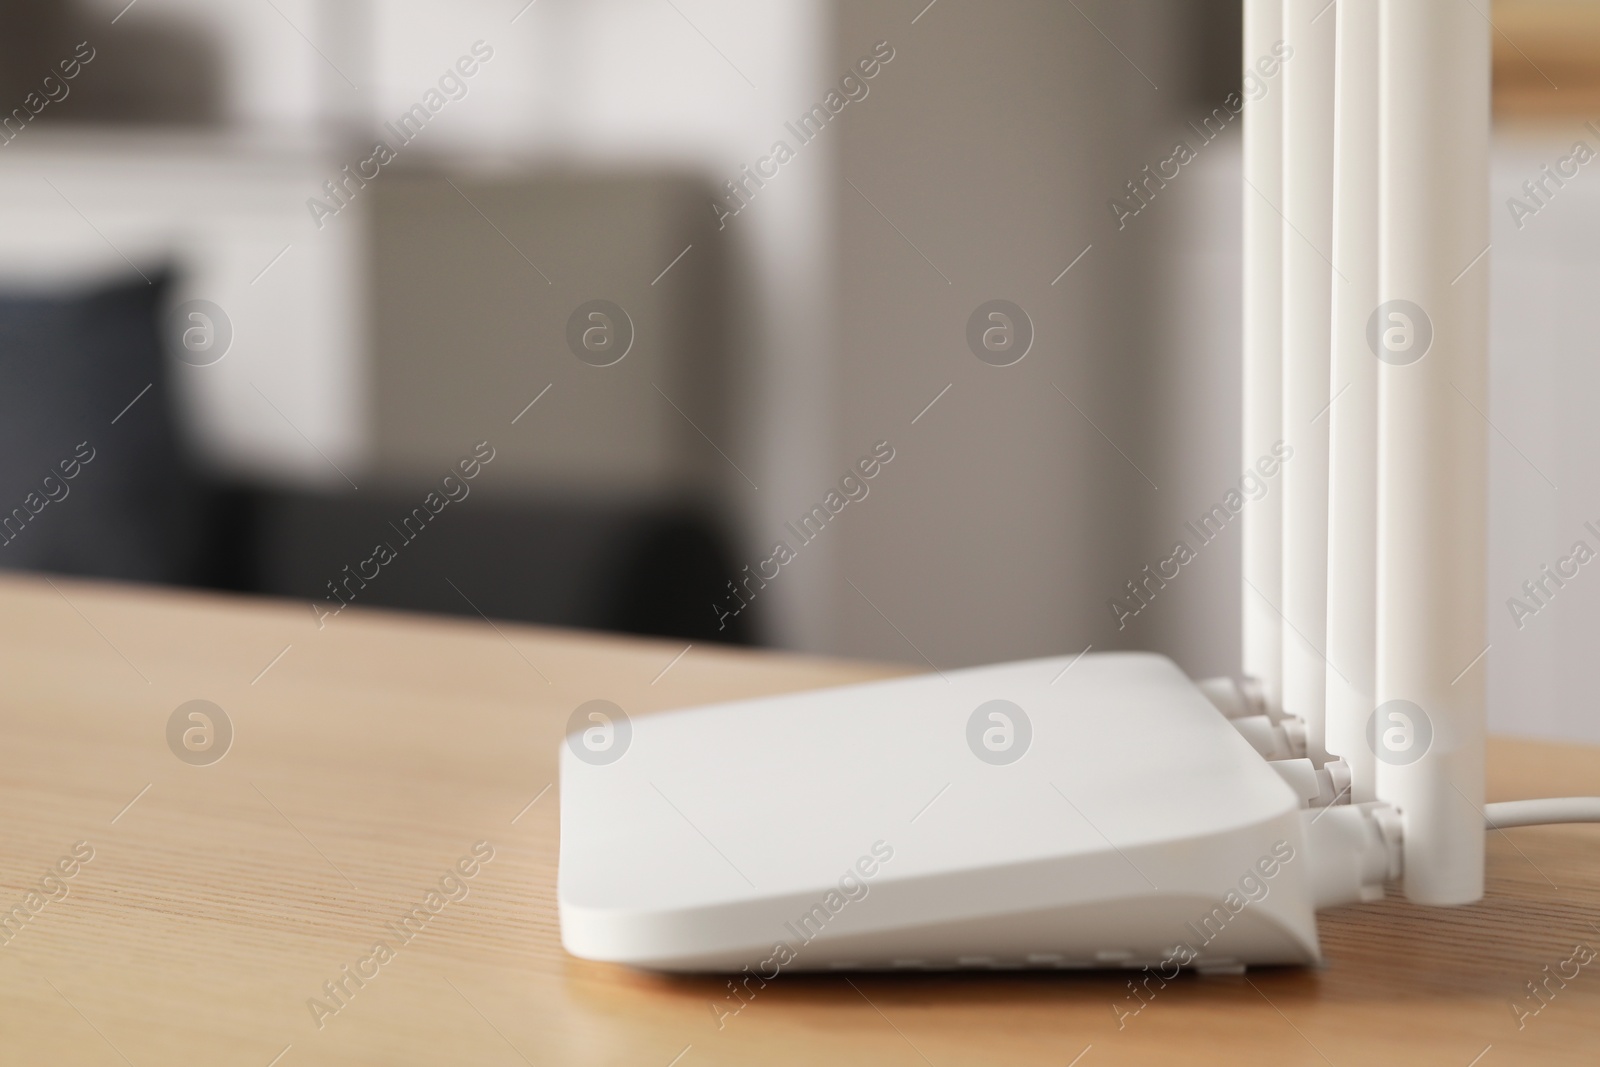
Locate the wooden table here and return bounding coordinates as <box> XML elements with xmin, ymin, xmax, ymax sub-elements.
<box><xmin>1</xmin><ymin>574</ymin><xmax>1597</xmax><ymax>1065</ymax></box>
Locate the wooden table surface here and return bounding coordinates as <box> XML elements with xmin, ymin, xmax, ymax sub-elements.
<box><xmin>1</xmin><ymin>573</ymin><xmax>1598</xmax><ymax>1065</ymax></box>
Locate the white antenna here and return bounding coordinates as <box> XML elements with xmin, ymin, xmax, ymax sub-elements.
<box><xmin>1374</xmin><ymin>0</ymin><xmax>1490</xmax><ymax>905</ymax></box>
<box><xmin>1241</xmin><ymin>0</ymin><xmax>1284</xmax><ymax>711</ymax></box>
<box><xmin>1247</xmin><ymin>0</ymin><xmax>1490</xmax><ymax>904</ymax></box>
<box><xmin>1279</xmin><ymin>0</ymin><xmax>1336</xmax><ymax>764</ymax></box>
<box><xmin>1324</xmin><ymin>0</ymin><xmax>1379</xmax><ymax>804</ymax></box>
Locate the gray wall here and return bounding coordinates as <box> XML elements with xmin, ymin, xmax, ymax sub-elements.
<box><xmin>830</xmin><ymin>1</ymin><xmax>1242</xmax><ymax>671</ymax></box>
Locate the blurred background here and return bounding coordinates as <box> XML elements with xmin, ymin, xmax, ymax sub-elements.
<box><xmin>2</xmin><ymin>0</ymin><xmax>1598</xmax><ymax>741</ymax></box>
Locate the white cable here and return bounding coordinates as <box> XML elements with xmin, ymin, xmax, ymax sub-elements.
<box><xmin>1484</xmin><ymin>798</ymin><xmax>1600</xmax><ymax>829</ymax></box>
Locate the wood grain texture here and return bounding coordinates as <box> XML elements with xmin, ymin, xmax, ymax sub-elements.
<box><xmin>0</xmin><ymin>573</ymin><xmax>1597</xmax><ymax>1065</ymax></box>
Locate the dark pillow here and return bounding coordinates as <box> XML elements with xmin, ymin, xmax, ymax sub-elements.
<box><xmin>0</xmin><ymin>271</ymin><xmax>207</xmax><ymax>583</ymax></box>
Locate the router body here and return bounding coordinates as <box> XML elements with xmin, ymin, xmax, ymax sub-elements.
<box><xmin>559</xmin><ymin>653</ymin><xmax>1322</xmax><ymax>972</ymax></box>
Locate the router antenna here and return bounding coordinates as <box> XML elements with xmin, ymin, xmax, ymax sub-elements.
<box><xmin>1324</xmin><ymin>0</ymin><xmax>1379</xmax><ymax>804</ymax></box>
<box><xmin>1280</xmin><ymin>0</ymin><xmax>1336</xmax><ymax>764</ymax></box>
<box><xmin>1241</xmin><ymin>0</ymin><xmax>1285</xmax><ymax>710</ymax></box>
<box><xmin>1374</xmin><ymin>0</ymin><xmax>1490</xmax><ymax>905</ymax></box>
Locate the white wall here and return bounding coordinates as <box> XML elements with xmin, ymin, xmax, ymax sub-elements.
<box><xmin>1486</xmin><ymin>124</ymin><xmax>1600</xmax><ymax>744</ymax></box>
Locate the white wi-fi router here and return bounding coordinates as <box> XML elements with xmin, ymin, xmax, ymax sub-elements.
<box><xmin>559</xmin><ymin>0</ymin><xmax>1600</xmax><ymax>974</ymax></box>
